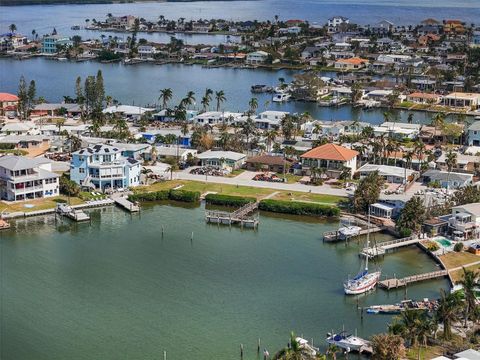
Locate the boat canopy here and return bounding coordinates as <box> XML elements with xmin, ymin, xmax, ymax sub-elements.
<box><xmin>353</xmin><ymin>270</ymin><xmax>368</xmax><ymax>280</ymax></box>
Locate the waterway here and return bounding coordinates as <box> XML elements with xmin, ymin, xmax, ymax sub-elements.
<box><xmin>0</xmin><ymin>203</ymin><xmax>448</xmax><ymax>360</ymax></box>
<box><xmin>0</xmin><ymin>57</ymin><xmax>462</xmax><ymax>124</ymax></box>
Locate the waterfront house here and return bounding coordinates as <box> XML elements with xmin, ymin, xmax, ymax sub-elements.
<box><xmin>196</xmin><ymin>150</ymin><xmax>246</xmax><ymax>171</ymax></box>
<box><xmin>364</xmin><ymin>89</ymin><xmax>395</xmax><ymax>104</ymax></box>
<box><xmin>41</xmin><ymin>34</ymin><xmax>72</xmax><ymax>54</ymax></box>
<box><xmin>300</xmin><ymin>143</ymin><xmax>358</xmax><ymax>178</ymax></box>
<box><xmin>436</xmin><ymin>153</ymin><xmax>480</xmax><ymax>173</ymax></box>
<box><xmin>373</xmin><ymin>122</ymin><xmax>421</xmax><ymax>140</ymax></box>
<box><xmin>0</xmin><ymin>155</ymin><xmax>59</xmax><ymax>201</ymax></box>
<box><xmin>192</xmin><ymin>111</ymin><xmax>243</xmax><ymax>126</ymax></box>
<box><xmin>0</xmin><ymin>93</ymin><xmax>19</xmax><ymax>117</ymax></box>
<box><xmin>31</xmin><ymin>103</ymin><xmax>82</xmax><ymax>117</ymax></box>
<box><xmin>442</xmin><ymin>92</ymin><xmax>480</xmax><ymax>110</ymax></box>
<box><xmin>467</xmin><ymin>121</ymin><xmax>480</xmax><ymax>146</ymax></box>
<box><xmin>447</xmin><ymin>203</ymin><xmax>480</xmax><ymax>240</ymax></box>
<box><xmin>255</xmin><ymin>111</ymin><xmax>288</xmax><ymax>129</ymax></box>
<box><xmin>334</xmin><ymin>57</ymin><xmax>368</xmax><ymax>71</ymax></box>
<box><xmin>246</xmin><ymin>51</ymin><xmax>269</xmax><ymax>65</ymax></box>
<box><xmin>245</xmin><ymin>154</ymin><xmax>292</xmax><ymax>173</ymax></box>
<box><xmin>103</xmin><ymin>105</ymin><xmax>155</xmax><ymax>121</ymax></box>
<box><xmin>406</xmin><ymin>92</ymin><xmax>441</xmax><ymax>105</ymax></box>
<box><xmin>357</xmin><ymin>164</ymin><xmax>416</xmax><ymax>184</ymax></box>
<box><xmin>138</xmin><ymin>45</ymin><xmax>156</xmax><ymax>59</ymax></box>
<box><xmin>422</xmin><ymin>169</ymin><xmax>473</xmax><ymax>189</ymax></box>
<box><xmin>70</xmin><ymin>144</ymin><xmax>141</xmax><ymax>191</ymax></box>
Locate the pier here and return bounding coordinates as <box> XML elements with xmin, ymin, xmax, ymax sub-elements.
<box><xmin>113</xmin><ymin>196</ymin><xmax>140</xmax><ymax>212</ymax></box>
<box><xmin>378</xmin><ymin>270</ymin><xmax>448</xmax><ymax>290</ymax></box>
<box><xmin>205</xmin><ymin>201</ymin><xmax>259</xmax><ymax>228</ymax></box>
<box><xmin>56</xmin><ymin>204</ymin><xmax>90</xmax><ymax>222</ymax></box>
<box><xmin>360</xmin><ymin>236</ymin><xmax>420</xmax><ymax>257</ymax></box>
<box><xmin>323</xmin><ymin>226</ymin><xmax>382</xmax><ymax>242</ymax></box>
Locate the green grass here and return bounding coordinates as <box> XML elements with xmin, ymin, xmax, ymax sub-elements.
<box><xmin>79</xmin><ymin>191</ymin><xmax>108</xmax><ymax>201</ymax></box>
<box><xmin>0</xmin><ymin>196</ymin><xmax>84</xmax><ymax>213</ymax></box>
<box><xmin>226</xmin><ymin>169</ymin><xmax>245</xmax><ymax>178</ymax></box>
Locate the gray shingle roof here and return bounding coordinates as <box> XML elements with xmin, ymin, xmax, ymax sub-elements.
<box><xmin>0</xmin><ymin>155</ymin><xmax>51</xmax><ymax>171</ymax></box>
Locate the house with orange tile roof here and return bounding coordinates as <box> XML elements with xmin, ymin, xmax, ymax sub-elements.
<box><xmin>406</xmin><ymin>92</ymin><xmax>441</xmax><ymax>104</ymax></box>
<box><xmin>334</xmin><ymin>57</ymin><xmax>368</xmax><ymax>71</ymax></box>
<box><xmin>0</xmin><ymin>93</ymin><xmax>19</xmax><ymax>117</ymax></box>
<box><xmin>300</xmin><ymin>143</ymin><xmax>358</xmax><ymax>178</ymax></box>
<box><xmin>443</xmin><ymin>20</ymin><xmax>465</xmax><ymax>35</ymax></box>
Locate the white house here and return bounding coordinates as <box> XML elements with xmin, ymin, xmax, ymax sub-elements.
<box><xmin>197</xmin><ymin>150</ymin><xmax>246</xmax><ymax>170</ymax></box>
<box><xmin>442</xmin><ymin>92</ymin><xmax>480</xmax><ymax>110</ymax></box>
<box><xmin>192</xmin><ymin>111</ymin><xmax>243</xmax><ymax>125</ymax></box>
<box><xmin>103</xmin><ymin>105</ymin><xmax>155</xmax><ymax>121</ymax></box>
<box><xmin>137</xmin><ymin>45</ymin><xmax>156</xmax><ymax>59</ymax></box>
<box><xmin>357</xmin><ymin>163</ymin><xmax>416</xmax><ymax>184</ymax></box>
<box><xmin>0</xmin><ymin>156</ymin><xmax>59</xmax><ymax>201</ymax></box>
<box><xmin>467</xmin><ymin>121</ymin><xmax>480</xmax><ymax>146</ymax></box>
<box><xmin>255</xmin><ymin>111</ymin><xmax>289</xmax><ymax>129</ymax></box>
<box><xmin>246</xmin><ymin>51</ymin><xmax>269</xmax><ymax>65</ymax></box>
<box><xmin>448</xmin><ymin>203</ymin><xmax>480</xmax><ymax>240</ymax></box>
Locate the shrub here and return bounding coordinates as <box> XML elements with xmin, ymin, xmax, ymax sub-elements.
<box><xmin>205</xmin><ymin>194</ymin><xmax>255</xmax><ymax>207</ymax></box>
<box><xmin>59</xmin><ymin>174</ymin><xmax>80</xmax><ymax>197</ymax></box>
<box><xmin>454</xmin><ymin>242</ymin><xmax>464</xmax><ymax>252</ymax></box>
<box><xmin>168</xmin><ymin>189</ymin><xmax>200</xmax><ymax>202</ymax></box>
<box><xmin>258</xmin><ymin>199</ymin><xmax>340</xmax><ymax>217</ymax></box>
<box><xmin>422</xmin><ymin>240</ymin><xmax>440</xmax><ymax>252</ymax></box>
<box><xmin>398</xmin><ymin>227</ymin><xmax>412</xmax><ymax>238</ymax></box>
<box><xmin>128</xmin><ymin>190</ymin><xmax>169</xmax><ymax>202</ymax></box>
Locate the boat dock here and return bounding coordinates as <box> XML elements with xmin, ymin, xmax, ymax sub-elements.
<box><xmin>323</xmin><ymin>226</ymin><xmax>382</xmax><ymax>242</ymax></box>
<box><xmin>113</xmin><ymin>196</ymin><xmax>140</xmax><ymax>212</ymax></box>
<box><xmin>360</xmin><ymin>235</ymin><xmax>420</xmax><ymax>257</ymax></box>
<box><xmin>56</xmin><ymin>204</ymin><xmax>90</xmax><ymax>222</ymax></box>
<box><xmin>378</xmin><ymin>270</ymin><xmax>448</xmax><ymax>290</ymax></box>
<box><xmin>205</xmin><ymin>201</ymin><xmax>259</xmax><ymax>228</ymax></box>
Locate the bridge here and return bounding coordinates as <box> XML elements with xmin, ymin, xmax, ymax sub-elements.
<box><xmin>360</xmin><ymin>236</ymin><xmax>420</xmax><ymax>257</ymax></box>
<box><xmin>378</xmin><ymin>270</ymin><xmax>448</xmax><ymax>290</ymax></box>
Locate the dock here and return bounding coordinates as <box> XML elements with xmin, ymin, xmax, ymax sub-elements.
<box><xmin>323</xmin><ymin>226</ymin><xmax>382</xmax><ymax>242</ymax></box>
<box><xmin>360</xmin><ymin>235</ymin><xmax>419</xmax><ymax>257</ymax></box>
<box><xmin>56</xmin><ymin>204</ymin><xmax>90</xmax><ymax>222</ymax></box>
<box><xmin>378</xmin><ymin>270</ymin><xmax>448</xmax><ymax>290</ymax></box>
<box><xmin>205</xmin><ymin>201</ymin><xmax>259</xmax><ymax>228</ymax></box>
<box><xmin>113</xmin><ymin>196</ymin><xmax>140</xmax><ymax>212</ymax></box>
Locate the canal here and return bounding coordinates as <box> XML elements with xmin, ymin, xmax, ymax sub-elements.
<box><xmin>0</xmin><ymin>203</ymin><xmax>448</xmax><ymax>360</ymax></box>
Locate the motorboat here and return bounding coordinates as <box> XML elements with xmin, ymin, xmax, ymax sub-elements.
<box><xmin>326</xmin><ymin>331</ymin><xmax>369</xmax><ymax>352</ymax></box>
<box><xmin>295</xmin><ymin>337</ymin><xmax>319</xmax><ymax>356</ymax></box>
<box><xmin>251</xmin><ymin>84</ymin><xmax>272</xmax><ymax>93</ymax></box>
<box><xmin>338</xmin><ymin>225</ymin><xmax>361</xmax><ymax>238</ymax></box>
<box><xmin>272</xmin><ymin>93</ymin><xmax>291</xmax><ymax>102</ymax></box>
<box><xmin>343</xmin><ymin>210</ymin><xmax>381</xmax><ymax>295</ymax></box>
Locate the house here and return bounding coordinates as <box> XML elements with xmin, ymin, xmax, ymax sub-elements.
<box><xmin>334</xmin><ymin>57</ymin><xmax>368</xmax><ymax>70</ymax></box>
<box><xmin>436</xmin><ymin>153</ymin><xmax>480</xmax><ymax>173</ymax></box>
<box><xmin>301</xmin><ymin>46</ymin><xmax>322</xmax><ymax>59</ymax></box>
<box><xmin>443</xmin><ymin>20</ymin><xmax>465</xmax><ymax>35</ymax></box>
<box><xmin>0</xmin><ymin>93</ymin><xmax>19</xmax><ymax>117</ymax></box>
<box><xmin>246</xmin><ymin>51</ymin><xmax>269</xmax><ymax>65</ymax></box>
<box><xmin>41</xmin><ymin>34</ymin><xmax>72</xmax><ymax>54</ymax></box>
<box><xmin>422</xmin><ymin>169</ymin><xmax>473</xmax><ymax>189</ymax></box>
<box><xmin>1</xmin><ymin>122</ymin><xmax>37</xmax><ymax>135</ymax></box>
<box><xmin>196</xmin><ymin>150</ymin><xmax>246</xmax><ymax>170</ymax></box>
<box><xmin>442</xmin><ymin>92</ymin><xmax>480</xmax><ymax>110</ymax></box>
<box><xmin>151</xmin><ymin>146</ymin><xmax>198</xmax><ymax>162</ymax></box>
<box><xmin>137</xmin><ymin>45</ymin><xmax>156</xmax><ymax>59</ymax></box>
<box><xmin>300</xmin><ymin>143</ymin><xmax>358</xmax><ymax>178</ymax></box>
<box><xmin>371</xmin><ymin>20</ymin><xmax>394</xmax><ymax>35</ymax></box>
<box><xmin>373</xmin><ymin>122</ymin><xmax>422</xmax><ymax>139</ymax></box>
<box><xmin>152</xmin><ymin>109</ymin><xmax>198</xmax><ymax>122</ymax></box>
<box><xmin>106</xmin><ymin>15</ymin><xmax>137</xmax><ymax>29</ymax></box>
<box><xmin>255</xmin><ymin>111</ymin><xmax>288</xmax><ymax>129</ymax></box>
<box><xmin>192</xmin><ymin>111</ymin><xmax>243</xmax><ymax>125</ymax></box>
<box><xmin>357</xmin><ymin>163</ymin><xmax>417</xmax><ymax>184</ymax></box>
<box><xmin>245</xmin><ymin>154</ymin><xmax>291</xmax><ymax>173</ymax></box>
<box><xmin>31</xmin><ymin>103</ymin><xmax>82</xmax><ymax>117</ymax></box>
<box><xmin>447</xmin><ymin>203</ymin><xmax>480</xmax><ymax>240</ymax></box>
<box><xmin>327</xmin><ymin>16</ymin><xmax>350</xmax><ymax>33</ymax></box>
<box><xmin>365</xmin><ymin>89</ymin><xmax>394</xmax><ymax>103</ymax></box>
<box><xmin>112</xmin><ymin>142</ymin><xmax>151</xmax><ymax>160</ymax></box>
<box><xmin>70</xmin><ymin>144</ymin><xmax>141</xmax><ymax>190</ymax></box>
<box><xmin>140</xmin><ymin>129</ymin><xmax>191</xmax><ymax>147</ymax></box>
<box><xmin>278</xmin><ymin>26</ymin><xmax>302</xmax><ymax>35</ymax></box>
<box><xmin>103</xmin><ymin>105</ymin><xmax>155</xmax><ymax>121</ymax></box>
<box><xmin>467</xmin><ymin>121</ymin><xmax>480</xmax><ymax>146</ymax></box>
<box><xmin>406</xmin><ymin>92</ymin><xmax>441</xmax><ymax>104</ymax></box>
<box><xmin>0</xmin><ymin>155</ymin><xmax>59</xmax><ymax>201</ymax></box>
<box><xmin>376</xmin><ymin>54</ymin><xmax>412</xmax><ymax>64</ymax></box>
<box><xmin>0</xmin><ymin>135</ymin><xmax>51</xmax><ymax>156</ymax></box>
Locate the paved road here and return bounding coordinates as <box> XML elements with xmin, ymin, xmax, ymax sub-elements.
<box><xmin>174</xmin><ymin>170</ymin><xmax>349</xmax><ymax>197</ymax></box>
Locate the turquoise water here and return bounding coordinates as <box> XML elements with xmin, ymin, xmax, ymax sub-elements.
<box><xmin>1</xmin><ymin>204</ymin><xmax>448</xmax><ymax>359</ymax></box>
<box><xmin>435</xmin><ymin>238</ymin><xmax>452</xmax><ymax>247</ymax></box>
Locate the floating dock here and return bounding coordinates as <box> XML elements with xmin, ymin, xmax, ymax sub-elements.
<box><xmin>378</xmin><ymin>270</ymin><xmax>448</xmax><ymax>290</ymax></box>
<box><xmin>205</xmin><ymin>201</ymin><xmax>259</xmax><ymax>228</ymax></box>
<box><xmin>113</xmin><ymin>196</ymin><xmax>140</xmax><ymax>212</ymax></box>
<box><xmin>56</xmin><ymin>204</ymin><xmax>90</xmax><ymax>222</ymax></box>
<box><xmin>323</xmin><ymin>226</ymin><xmax>382</xmax><ymax>242</ymax></box>
<box><xmin>360</xmin><ymin>235</ymin><xmax>420</xmax><ymax>257</ymax></box>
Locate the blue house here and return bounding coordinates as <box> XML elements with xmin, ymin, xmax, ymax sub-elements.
<box><xmin>70</xmin><ymin>144</ymin><xmax>141</xmax><ymax>191</ymax></box>
<box><xmin>41</xmin><ymin>35</ymin><xmax>72</xmax><ymax>54</ymax></box>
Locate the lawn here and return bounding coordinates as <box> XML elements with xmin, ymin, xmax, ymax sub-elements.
<box><xmin>226</xmin><ymin>169</ymin><xmax>245</xmax><ymax>178</ymax></box>
<box><xmin>0</xmin><ymin>196</ymin><xmax>84</xmax><ymax>214</ymax></box>
<box><xmin>406</xmin><ymin>345</ymin><xmax>444</xmax><ymax>360</ymax></box>
<box><xmin>439</xmin><ymin>252</ymin><xmax>480</xmax><ymax>270</ymax></box>
<box><xmin>134</xmin><ymin>180</ymin><xmax>345</xmax><ymax>205</ymax></box>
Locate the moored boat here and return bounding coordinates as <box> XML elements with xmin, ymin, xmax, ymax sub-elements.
<box><xmin>326</xmin><ymin>331</ymin><xmax>370</xmax><ymax>352</ymax></box>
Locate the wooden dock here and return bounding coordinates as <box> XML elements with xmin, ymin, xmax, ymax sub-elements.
<box><xmin>56</xmin><ymin>204</ymin><xmax>90</xmax><ymax>222</ymax></box>
<box><xmin>361</xmin><ymin>236</ymin><xmax>419</xmax><ymax>257</ymax></box>
<box><xmin>378</xmin><ymin>270</ymin><xmax>448</xmax><ymax>290</ymax></box>
<box><xmin>205</xmin><ymin>201</ymin><xmax>259</xmax><ymax>228</ymax></box>
<box><xmin>323</xmin><ymin>226</ymin><xmax>382</xmax><ymax>242</ymax></box>
<box><xmin>113</xmin><ymin>196</ymin><xmax>140</xmax><ymax>212</ymax></box>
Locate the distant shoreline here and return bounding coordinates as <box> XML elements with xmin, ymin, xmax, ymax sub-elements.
<box><xmin>1</xmin><ymin>0</ymin><xmax>247</xmax><ymax>6</ymax></box>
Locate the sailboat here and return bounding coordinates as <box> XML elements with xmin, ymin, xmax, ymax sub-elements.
<box><xmin>343</xmin><ymin>209</ymin><xmax>381</xmax><ymax>295</ymax></box>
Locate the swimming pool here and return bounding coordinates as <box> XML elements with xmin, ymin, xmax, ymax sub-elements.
<box><xmin>435</xmin><ymin>237</ymin><xmax>452</xmax><ymax>247</ymax></box>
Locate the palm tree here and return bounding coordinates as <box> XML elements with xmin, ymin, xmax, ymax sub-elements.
<box><xmin>241</xmin><ymin>117</ymin><xmax>257</xmax><ymax>149</ymax></box>
<box><xmin>158</xmin><ymin>88</ymin><xmax>173</xmax><ymax>110</ymax></box>
<box><xmin>459</xmin><ymin>268</ymin><xmax>478</xmax><ymax>327</ymax></box>
<box><xmin>445</xmin><ymin>150</ymin><xmax>457</xmax><ymax>191</ymax></box>
<box><xmin>201</xmin><ymin>95</ymin><xmax>210</xmax><ymax>112</ymax></box>
<box><xmin>183</xmin><ymin>91</ymin><xmax>195</xmax><ymax>109</ymax></box>
<box><xmin>431</xmin><ymin>113</ymin><xmax>445</xmax><ymax>139</ymax></box>
<box><xmin>326</xmin><ymin>344</ymin><xmax>340</xmax><ymax>360</ymax></box>
<box><xmin>435</xmin><ymin>289</ymin><xmax>462</xmax><ymax>340</ymax></box>
<box><xmin>9</xmin><ymin>24</ymin><xmax>16</xmax><ymax>33</ymax></box>
<box><xmin>215</xmin><ymin>90</ymin><xmax>226</xmax><ymax>111</ymax></box>
<box><xmin>407</xmin><ymin>113</ymin><xmax>414</xmax><ymax>124</ymax></box>
<box><xmin>265</xmin><ymin>129</ymin><xmax>278</xmax><ymax>152</ymax></box>
<box><xmin>248</xmin><ymin>97</ymin><xmax>258</xmax><ymax>115</ymax></box>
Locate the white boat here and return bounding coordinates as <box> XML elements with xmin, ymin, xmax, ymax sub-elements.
<box><xmin>338</xmin><ymin>225</ymin><xmax>361</xmax><ymax>238</ymax></box>
<box><xmin>272</xmin><ymin>93</ymin><xmax>291</xmax><ymax>102</ymax></box>
<box><xmin>326</xmin><ymin>331</ymin><xmax>369</xmax><ymax>352</ymax></box>
<box><xmin>343</xmin><ymin>210</ymin><xmax>381</xmax><ymax>295</ymax></box>
<box><xmin>295</xmin><ymin>337</ymin><xmax>319</xmax><ymax>356</ymax></box>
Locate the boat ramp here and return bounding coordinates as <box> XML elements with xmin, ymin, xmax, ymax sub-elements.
<box><xmin>205</xmin><ymin>201</ymin><xmax>259</xmax><ymax>228</ymax></box>
<box><xmin>378</xmin><ymin>270</ymin><xmax>448</xmax><ymax>290</ymax></box>
<box><xmin>360</xmin><ymin>235</ymin><xmax>420</xmax><ymax>257</ymax></box>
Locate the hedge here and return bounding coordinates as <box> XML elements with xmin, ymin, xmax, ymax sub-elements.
<box><xmin>128</xmin><ymin>189</ymin><xmax>199</xmax><ymax>203</ymax></box>
<box><xmin>258</xmin><ymin>199</ymin><xmax>340</xmax><ymax>217</ymax></box>
<box><xmin>205</xmin><ymin>194</ymin><xmax>256</xmax><ymax>207</ymax></box>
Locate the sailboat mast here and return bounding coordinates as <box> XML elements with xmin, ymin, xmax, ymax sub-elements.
<box><xmin>365</xmin><ymin>207</ymin><xmax>370</xmax><ymax>271</ymax></box>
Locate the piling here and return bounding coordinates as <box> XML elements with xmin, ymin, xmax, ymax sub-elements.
<box><xmin>240</xmin><ymin>344</ymin><xmax>243</xmax><ymax>359</ymax></box>
<box><xmin>257</xmin><ymin>338</ymin><xmax>261</xmax><ymax>354</ymax></box>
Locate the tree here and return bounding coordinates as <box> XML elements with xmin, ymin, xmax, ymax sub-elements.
<box><xmin>281</xmin><ymin>114</ymin><xmax>296</xmax><ymax>140</ymax></box>
<box><xmin>396</xmin><ymin>196</ymin><xmax>426</xmax><ymax>234</ymax></box>
<box><xmin>17</xmin><ymin>75</ymin><xmax>28</xmax><ymax>120</ymax></box>
<box><xmin>407</xmin><ymin>113</ymin><xmax>414</xmax><ymax>124</ymax></box>
<box><xmin>445</xmin><ymin>150</ymin><xmax>457</xmax><ymax>190</ymax></box>
<box><xmin>159</xmin><ymin>88</ymin><xmax>173</xmax><ymax>110</ymax></box>
<box><xmin>453</xmin><ymin>185</ymin><xmax>480</xmax><ymax>205</ymax></box>
<box><xmin>59</xmin><ymin>174</ymin><xmax>80</xmax><ymax>197</ymax></box>
<box><xmin>215</xmin><ymin>90</ymin><xmax>226</xmax><ymax>111</ymax></box>
<box><xmin>371</xmin><ymin>333</ymin><xmax>406</xmax><ymax>360</ymax></box>
<box><xmin>9</xmin><ymin>24</ymin><xmax>17</xmax><ymax>33</ymax></box>
<box><xmin>435</xmin><ymin>289</ymin><xmax>462</xmax><ymax>340</ymax></box>
<box><xmin>459</xmin><ymin>268</ymin><xmax>479</xmax><ymax>327</ymax></box>
<box><xmin>241</xmin><ymin>117</ymin><xmax>257</xmax><ymax>149</ymax></box>
<box><xmin>248</xmin><ymin>97</ymin><xmax>258</xmax><ymax>115</ymax></box>
<box><xmin>338</xmin><ymin>166</ymin><xmax>351</xmax><ymax>180</ymax></box>
<box><xmin>353</xmin><ymin>171</ymin><xmax>385</xmax><ymax>213</ymax></box>
<box><xmin>265</xmin><ymin>129</ymin><xmax>278</xmax><ymax>152</ymax></box>
<box><xmin>183</xmin><ymin>91</ymin><xmax>195</xmax><ymax>109</ymax></box>
<box><xmin>27</xmin><ymin>80</ymin><xmax>36</xmax><ymax>115</ymax></box>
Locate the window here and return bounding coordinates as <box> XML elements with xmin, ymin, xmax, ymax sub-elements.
<box><xmin>79</xmin><ymin>168</ymin><xmax>85</xmax><ymax>174</ymax></box>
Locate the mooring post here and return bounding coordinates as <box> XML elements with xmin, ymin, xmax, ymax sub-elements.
<box><xmin>240</xmin><ymin>344</ymin><xmax>243</xmax><ymax>359</ymax></box>
<box><xmin>257</xmin><ymin>338</ymin><xmax>260</xmax><ymax>354</ymax></box>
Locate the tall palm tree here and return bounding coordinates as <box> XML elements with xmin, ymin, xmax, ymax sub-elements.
<box><xmin>445</xmin><ymin>150</ymin><xmax>457</xmax><ymax>191</ymax></box>
<box><xmin>183</xmin><ymin>91</ymin><xmax>195</xmax><ymax>109</ymax></box>
<box><xmin>265</xmin><ymin>129</ymin><xmax>278</xmax><ymax>152</ymax></box>
<box><xmin>241</xmin><ymin>117</ymin><xmax>257</xmax><ymax>149</ymax></box>
<box><xmin>435</xmin><ymin>289</ymin><xmax>462</xmax><ymax>340</ymax></box>
<box><xmin>158</xmin><ymin>88</ymin><xmax>173</xmax><ymax>110</ymax></box>
<box><xmin>201</xmin><ymin>95</ymin><xmax>210</xmax><ymax>112</ymax></box>
<box><xmin>248</xmin><ymin>97</ymin><xmax>258</xmax><ymax>115</ymax></box>
<box><xmin>9</xmin><ymin>24</ymin><xmax>16</xmax><ymax>33</ymax></box>
<box><xmin>215</xmin><ymin>90</ymin><xmax>226</xmax><ymax>111</ymax></box>
<box><xmin>459</xmin><ymin>268</ymin><xmax>479</xmax><ymax>327</ymax></box>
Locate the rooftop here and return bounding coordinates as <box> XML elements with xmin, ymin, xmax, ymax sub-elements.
<box><xmin>301</xmin><ymin>143</ymin><xmax>358</xmax><ymax>161</ymax></box>
<box><xmin>0</xmin><ymin>93</ymin><xmax>19</xmax><ymax>102</ymax></box>
<box><xmin>0</xmin><ymin>155</ymin><xmax>51</xmax><ymax>171</ymax></box>
<box><xmin>197</xmin><ymin>150</ymin><xmax>246</xmax><ymax>161</ymax></box>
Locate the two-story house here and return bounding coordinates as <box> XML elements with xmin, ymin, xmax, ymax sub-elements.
<box><xmin>0</xmin><ymin>92</ymin><xmax>19</xmax><ymax>117</ymax></box>
<box><xmin>300</xmin><ymin>143</ymin><xmax>358</xmax><ymax>178</ymax></box>
<box><xmin>0</xmin><ymin>156</ymin><xmax>59</xmax><ymax>201</ymax></box>
<box><xmin>447</xmin><ymin>203</ymin><xmax>480</xmax><ymax>240</ymax></box>
<box><xmin>41</xmin><ymin>34</ymin><xmax>72</xmax><ymax>54</ymax></box>
<box><xmin>467</xmin><ymin>121</ymin><xmax>480</xmax><ymax>146</ymax></box>
<box><xmin>70</xmin><ymin>144</ymin><xmax>141</xmax><ymax>191</ymax></box>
